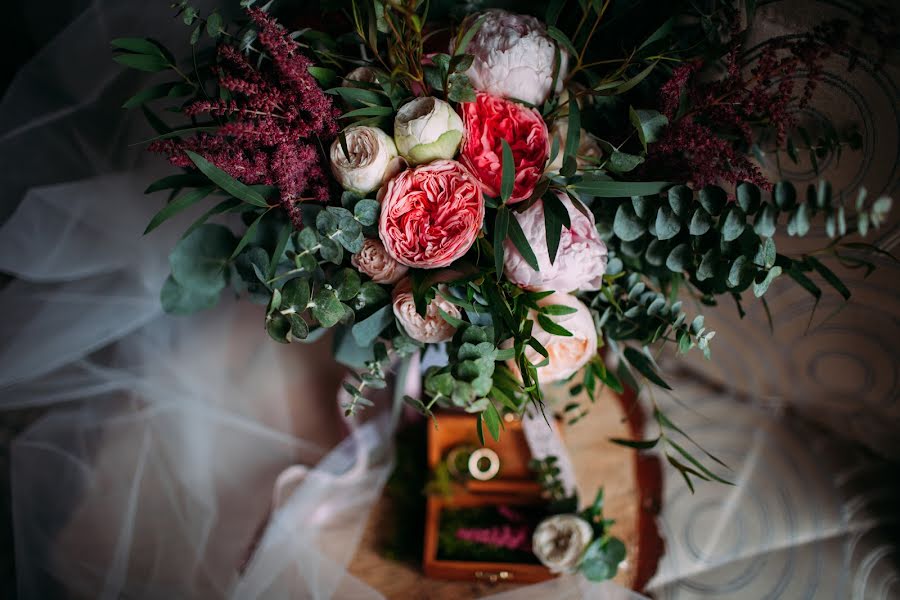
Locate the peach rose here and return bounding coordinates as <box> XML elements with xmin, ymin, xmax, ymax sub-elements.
<box><xmin>351</xmin><ymin>238</ymin><xmax>408</xmax><ymax>284</ymax></box>
<box><xmin>378</xmin><ymin>159</ymin><xmax>484</xmax><ymax>269</ymax></box>
<box><xmin>392</xmin><ymin>279</ymin><xmax>461</xmax><ymax>343</ymax></box>
<box><xmin>509</xmin><ymin>293</ymin><xmax>598</xmax><ymax>383</ymax></box>
<box><xmin>504</xmin><ymin>190</ymin><xmax>608</xmax><ymax>293</ymax></box>
<box><xmin>460</xmin><ymin>93</ymin><xmax>549</xmax><ymax>203</ymax></box>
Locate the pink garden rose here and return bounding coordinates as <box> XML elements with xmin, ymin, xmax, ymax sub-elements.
<box><xmin>351</xmin><ymin>238</ymin><xmax>408</xmax><ymax>284</ymax></box>
<box><xmin>378</xmin><ymin>159</ymin><xmax>484</xmax><ymax>269</ymax></box>
<box><xmin>504</xmin><ymin>191</ymin><xmax>607</xmax><ymax>293</ymax></box>
<box><xmin>508</xmin><ymin>293</ymin><xmax>598</xmax><ymax>383</ymax></box>
<box><xmin>392</xmin><ymin>279</ymin><xmax>461</xmax><ymax>343</ymax></box>
<box><xmin>460</xmin><ymin>93</ymin><xmax>549</xmax><ymax>203</ymax></box>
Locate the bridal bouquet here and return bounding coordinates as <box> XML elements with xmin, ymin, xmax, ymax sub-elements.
<box><xmin>116</xmin><ymin>1</ymin><xmax>892</xmax><ymax>498</ymax></box>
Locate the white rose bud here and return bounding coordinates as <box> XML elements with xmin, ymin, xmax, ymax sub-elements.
<box><xmin>329</xmin><ymin>126</ymin><xmax>399</xmax><ymax>195</ymax></box>
<box><xmin>351</xmin><ymin>239</ymin><xmax>408</xmax><ymax>284</ymax></box>
<box><xmin>394</xmin><ymin>97</ymin><xmax>465</xmax><ymax>165</ymax></box>
<box><xmin>546</xmin><ymin>120</ymin><xmax>603</xmax><ymax>173</ymax></box>
<box><xmin>532</xmin><ymin>514</ymin><xmax>594</xmax><ymax>574</ymax></box>
<box><xmin>452</xmin><ymin>10</ymin><xmax>569</xmax><ymax>106</ymax></box>
<box><xmin>392</xmin><ymin>279</ymin><xmax>460</xmax><ymax>344</ymax></box>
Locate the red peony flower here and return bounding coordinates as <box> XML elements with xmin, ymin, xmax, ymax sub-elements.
<box><xmin>460</xmin><ymin>93</ymin><xmax>549</xmax><ymax>203</ymax></box>
<box><xmin>378</xmin><ymin>160</ymin><xmax>484</xmax><ymax>269</ymax></box>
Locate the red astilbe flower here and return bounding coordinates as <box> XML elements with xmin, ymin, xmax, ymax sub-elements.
<box><xmin>149</xmin><ymin>9</ymin><xmax>340</xmax><ymax>228</ymax></box>
<box><xmin>649</xmin><ymin>20</ymin><xmax>848</xmax><ymax>190</ymax></box>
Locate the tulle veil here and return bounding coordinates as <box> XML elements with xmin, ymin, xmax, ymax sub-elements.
<box><xmin>0</xmin><ymin>1</ymin><xmax>645</xmax><ymax>597</ymax></box>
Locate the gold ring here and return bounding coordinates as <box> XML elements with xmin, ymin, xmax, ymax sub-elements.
<box><xmin>468</xmin><ymin>448</ymin><xmax>500</xmax><ymax>481</ymax></box>
<box><xmin>446</xmin><ymin>445</ymin><xmax>474</xmax><ymax>480</ymax></box>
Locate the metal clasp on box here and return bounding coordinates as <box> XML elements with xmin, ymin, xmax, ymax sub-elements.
<box><xmin>474</xmin><ymin>570</ymin><xmax>513</xmax><ymax>583</ymax></box>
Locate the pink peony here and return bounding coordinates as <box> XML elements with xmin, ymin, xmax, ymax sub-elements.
<box><xmin>504</xmin><ymin>190</ymin><xmax>608</xmax><ymax>293</ymax></box>
<box><xmin>509</xmin><ymin>293</ymin><xmax>598</xmax><ymax>383</ymax></box>
<box><xmin>351</xmin><ymin>238</ymin><xmax>408</xmax><ymax>284</ymax></box>
<box><xmin>392</xmin><ymin>279</ymin><xmax>461</xmax><ymax>343</ymax></box>
<box><xmin>460</xmin><ymin>93</ymin><xmax>549</xmax><ymax>203</ymax></box>
<box><xmin>378</xmin><ymin>159</ymin><xmax>484</xmax><ymax>269</ymax></box>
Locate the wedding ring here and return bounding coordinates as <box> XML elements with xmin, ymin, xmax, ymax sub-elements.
<box><xmin>468</xmin><ymin>448</ymin><xmax>500</xmax><ymax>481</ymax></box>
<box><xmin>446</xmin><ymin>445</ymin><xmax>474</xmax><ymax>479</ymax></box>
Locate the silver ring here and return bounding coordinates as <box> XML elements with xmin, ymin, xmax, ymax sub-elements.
<box><xmin>468</xmin><ymin>448</ymin><xmax>500</xmax><ymax>481</ymax></box>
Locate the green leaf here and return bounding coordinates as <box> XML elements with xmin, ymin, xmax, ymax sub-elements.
<box><xmin>333</xmin><ymin>268</ymin><xmax>362</xmax><ymax>301</ymax></box>
<box><xmin>543</xmin><ymin>192</ymin><xmax>571</xmax><ymax>264</ymax></box>
<box><xmin>507</xmin><ymin>214</ymin><xmax>539</xmax><ymax>271</ymax></box>
<box><xmin>169</xmin><ymin>224</ymin><xmax>236</xmax><ymax>293</ymax></box>
<box><xmin>267</xmin><ymin>223</ymin><xmax>292</xmax><ymax>279</ymax></box>
<box><xmin>581</xmin><ymin>537</ymin><xmax>626</xmax><ymax>582</ymax></box>
<box><xmin>537</xmin><ymin>313</ymin><xmax>573</xmax><ymax>337</ymax></box>
<box><xmin>607</xmin><ymin>151</ymin><xmax>644</xmax><ymax>173</ymax></box>
<box><xmin>654</xmin><ymin>205</ymin><xmax>681</xmax><ymax>240</ymax></box>
<box><xmin>610</xmin><ymin>436</ymin><xmax>660</xmax><ymax>450</ymax></box>
<box><xmin>500</xmin><ymin>139</ymin><xmax>515</xmax><ymax>203</ymax></box>
<box><xmin>546</xmin><ymin>25</ymin><xmax>578</xmax><ymax>57</ymax></box>
<box><xmin>231</xmin><ymin>211</ymin><xmax>266</xmax><ymax>259</ymax></box>
<box><xmin>113</xmin><ymin>53</ymin><xmax>170</xmax><ymax>72</ymax></box>
<box><xmin>266</xmin><ymin>313</ymin><xmax>291</xmax><ymax>343</ymax></box>
<box><xmin>111</xmin><ymin>37</ymin><xmax>167</xmax><ymax>56</ymax></box>
<box><xmin>570</xmin><ymin>179</ymin><xmax>669</xmax><ymax>198</ymax></box>
<box><xmin>752</xmin><ymin>266</ymin><xmax>781</xmax><ymax>297</ymax></box>
<box><xmin>541</xmin><ymin>304</ymin><xmax>579</xmax><ymax>316</ymax></box>
<box><xmin>806</xmin><ymin>256</ymin><xmax>850</xmax><ymax>300</ymax></box>
<box><xmin>354</xmin><ymin>199</ymin><xmax>380</xmax><ymax>226</ymax></box>
<box><xmin>340</xmin><ymin>105</ymin><xmax>394</xmax><ymax>119</ymax></box>
<box><xmin>144</xmin><ymin>173</ymin><xmax>209</xmax><ymax>194</ymax></box>
<box><xmin>667</xmin><ymin>185</ymin><xmax>691</xmax><ymax>217</ymax></box>
<box><xmin>352</xmin><ymin>304</ymin><xmax>393</xmax><ymax>346</ymax></box>
<box><xmin>288</xmin><ymin>314</ymin><xmax>309</xmax><ymax>340</ymax></box>
<box><xmin>727</xmin><ymin>255</ymin><xmax>748</xmax><ymax>288</ymax></box>
<box><xmin>123</xmin><ymin>82</ymin><xmax>176</xmax><ymax>109</ymax></box>
<box><xmin>689</xmin><ymin>208</ymin><xmax>712</xmax><ymax>235</ymax></box>
<box><xmin>483</xmin><ymin>402</ymin><xmax>502</xmax><ymax>442</ymax></box>
<box><xmin>563</xmin><ymin>98</ymin><xmax>581</xmax><ymax>168</ymax></box>
<box><xmin>455</xmin><ymin>14</ymin><xmax>487</xmax><ymax>55</ymax></box>
<box><xmin>185</xmin><ymin>150</ymin><xmax>268</xmax><ymax>207</ymax></box>
<box><xmin>787</xmin><ymin>203</ymin><xmax>810</xmax><ymax>237</ymax></box>
<box><xmin>494</xmin><ymin>206</ymin><xmax>510</xmax><ymax>278</ymax></box>
<box><xmin>698</xmin><ymin>187</ymin><xmax>726</xmax><ymax>216</ymax></box>
<box><xmin>629</xmin><ymin>107</ymin><xmax>668</xmax><ymax>151</ymax></box>
<box><xmin>160</xmin><ymin>274</ymin><xmax>221</xmax><ymax>314</ymax></box>
<box><xmin>311</xmin><ymin>288</ymin><xmax>344</xmax><ymax>327</ymax></box>
<box><xmin>736</xmin><ymin>182</ymin><xmax>761</xmax><ymax>214</ymax></box>
<box><xmin>281</xmin><ymin>277</ymin><xmax>311</xmax><ymax>311</ymax></box>
<box><xmin>613</xmin><ymin>204</ymin><xmax>645</xmax><ymax>241</ymax></box>
<box><xmin>594</xmin><ymin>60</ymin><xmax>658</xmax><ymax>96</ymax></box>
<box><xmin>754</xmin><ymin>204</ymin><xmax>777</xmax><ymax>238</ymax></box>
<box><xmin>623</xmin><ymin>347</ymin><xmax>671</xmax><ymax>390</ymax></box>
<box><xmin>308</xmin><ymin>66</ymin><xmax>337</xmax><ymax>86</ymax></box>
<box><xmin>721</xmin><ymin>206</ymin><xmax>746</xmax><ymax>242</ymax></box>
<box><xmin>774</xmin><ymin>181</ymin><xmax>797</xmax><ymax>210</ymax></box>
<box><xmin>666</xmin><ymin>244</ymin><xmax>691</xmax><ymax>272</ymax></box>
<box><xmin>144</xmin><ymin>186</ymin><xmax>213</xmax><ymax>234</ymax></box>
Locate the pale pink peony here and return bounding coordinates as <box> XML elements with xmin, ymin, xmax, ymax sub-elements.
<box><xmin>351</xmin><ymin>238</ymin><xmax>408</xmax><ymax>284</ymax></box>
<box><xmin>378</xmin><ymin>159</ymin><xmax>484</xmax><ymax>269</ymax></box>
<box><xmin>451</xmin><ymin>10</ymin><xmax>569</xmax><ymax>106</ymax></box>
<box><xmin>392</xmin><ymin>279</ymin><xmax>461</xmax><ymax>343</ymax></box>
<box><xmin>504</xmin><ymin>191</ymin><xmax>608</xmax><ymax>293</ymax></box>
<box><xmin>508</xmin><ymin>293</ymin><xmax>598</xmax><ymax>383</ymax></box>
<box><xmin>460</xmin><ymin>93</ymin><xmax>549</xmax><ymax>203</ymax></box>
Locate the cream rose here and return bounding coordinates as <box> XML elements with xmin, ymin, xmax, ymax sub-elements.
<box><xmin>546</xmin><ymin>120</ymin><xmax>603</xmax><ymax>173</ymax></box>
<box><xmin>329</xmin><ymin>126</ymin><xmax>399</xmax><ymax>195</ymax></box>
<box><xmin>509</xmin><ymin>293</ymin><xmax>598</xmax><ymax>383</ymax></box>
<box><xmin>504</xmin><ymin>191</ymin><xmax>608</xmax><ymax>293</ymax></box>
<box><xmin>393</xmin><ymin>97</ymin><xmax>465</xmax><ymax>165</ymax></box>
<box><xmin>351</xmin><ymin>239</ymin><xmax>408</xmax><ymax>284</ymax></box>
<box><xmin>532</xmin><ymin>514</ymin><xmax>594</xmax><ymax>574</ymax></box>
<box><xmin>392</xmin><ymin>279</ymin><xmax>461</xmax><ymax>343</ymax></box>
<box><xmin>452</xmin><ymin>10</ymin><xmax>569</xmax><ymax>106</ymax></box>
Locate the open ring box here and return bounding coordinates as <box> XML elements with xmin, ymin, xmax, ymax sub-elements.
<box><xmin>423</xmin><ymin>412</ymin><xmax>557</xmax><ymax>584</ymax></box>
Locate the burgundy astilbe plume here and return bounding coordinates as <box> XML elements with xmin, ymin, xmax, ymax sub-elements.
<box><xmin>649</xmin><ymin>20</ymin><xmax>848</xmax><ymax>190</ymax></box>
<box><xmin>149</xmin><ymin>9</ymin><xmax>340</xmax><ymax>228</ymax></box>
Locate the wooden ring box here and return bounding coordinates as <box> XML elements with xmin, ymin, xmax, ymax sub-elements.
<box><xmin>423</xmin><ymin>412</ymin><xmax>556</xmax><ymax>584</ymax></box>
